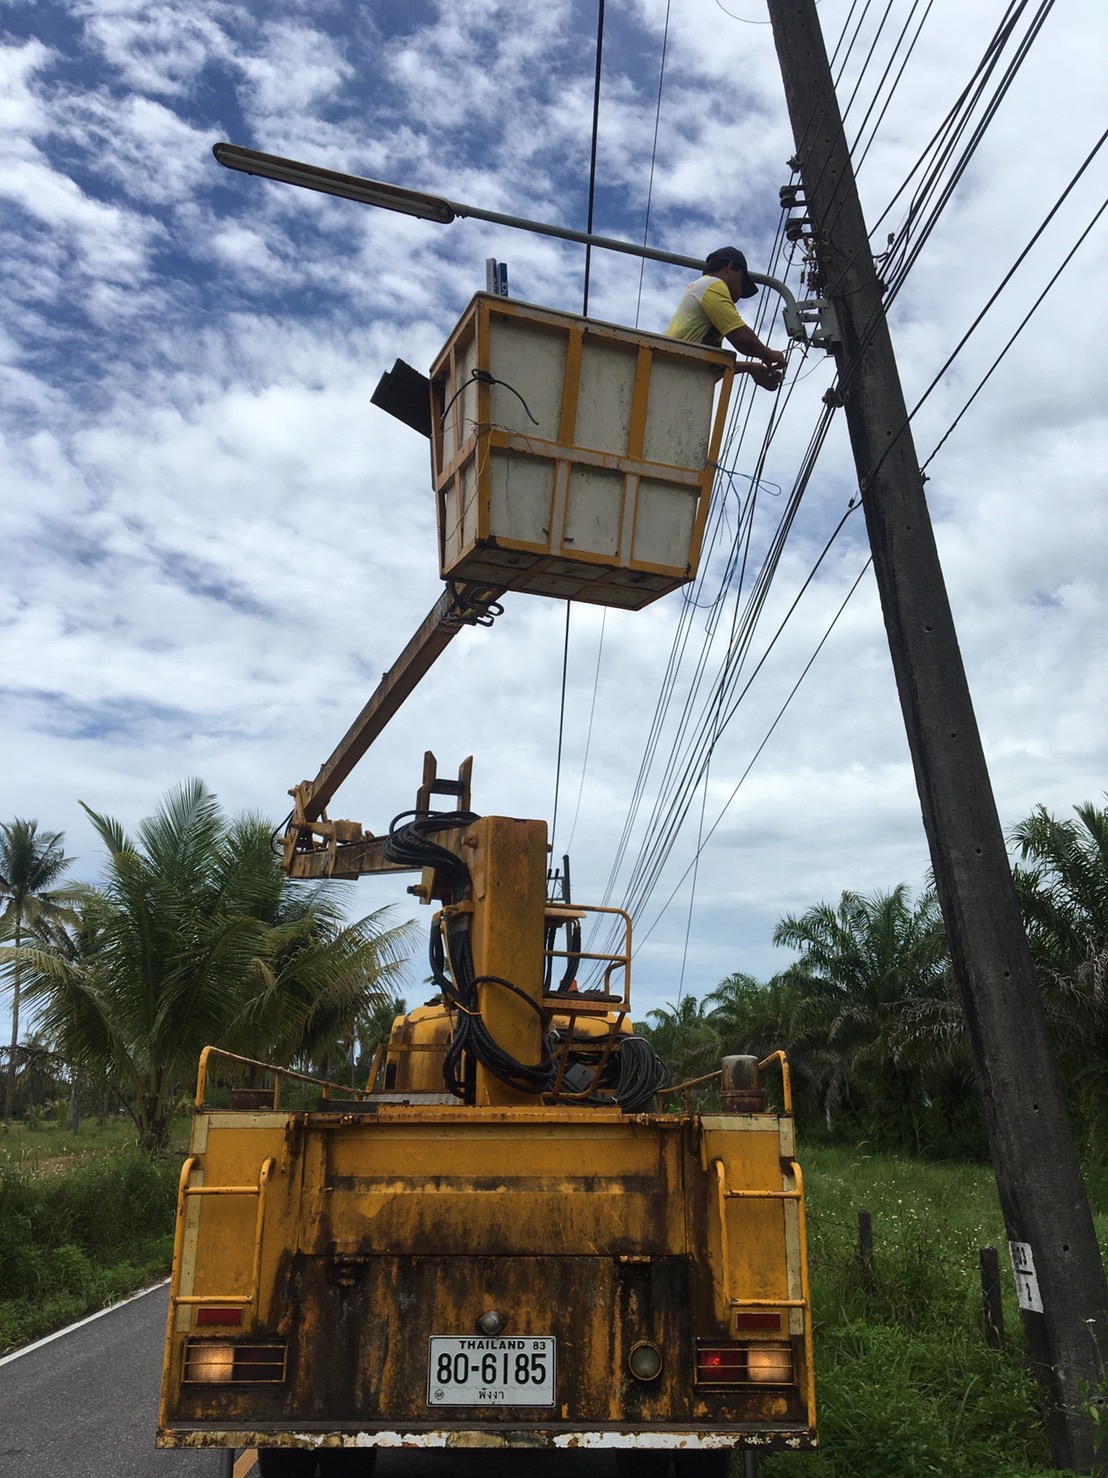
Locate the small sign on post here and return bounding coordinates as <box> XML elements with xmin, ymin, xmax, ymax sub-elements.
<box><xmin>1009</xmin><ymin>1240</ymin><xmax>1045</xmax><ymax>1314</ymax></box>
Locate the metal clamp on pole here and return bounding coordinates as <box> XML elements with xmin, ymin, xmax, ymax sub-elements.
<box><xmin>782</xmin><ymin>296</ymin><xmax>840</xmax><ymax>349</ymax></box>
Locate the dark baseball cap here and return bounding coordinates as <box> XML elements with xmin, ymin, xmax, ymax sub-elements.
<box><xmin>704</xmin><ymin>246</ymin><xmax>759</xmax><ymax>298</ymax></box>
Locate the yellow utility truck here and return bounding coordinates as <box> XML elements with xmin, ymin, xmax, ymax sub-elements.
<box><xmin>156</xmin><ymin>293</ymin><xmax>815</xmax><ymax>1475</ymax></box>
<box><xmin>156</xmin><ymin>763</ymin><xmax>815</xmax><ymax>1476</ymax></box>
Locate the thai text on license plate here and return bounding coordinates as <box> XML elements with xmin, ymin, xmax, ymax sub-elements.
<box><xmin>427</xmin><ymin>1336</ymin><xmax>555</xmax><ymax>1406</ymax></box>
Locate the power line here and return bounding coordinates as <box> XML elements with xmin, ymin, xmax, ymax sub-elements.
<box><xmin>634</xmin><ymin>552</ymin><xmax>872</xmax><ymax>956</ymax></box>
<box><xmin>635</xmin><ymin>0</ymin><xmax>672</xmax><ymax>329</ymax></box>
<box><xmin>923</xmin><ymin>191</ymin><xmax>1108</xmax><ymax>473</ymax></box>
<box><xmin>906</xmin><ymin>121</ymin><xmax>1107</xmax><ymax>426</ymax></box>
<box><xmin>581</xmin><ymin>0</ymin><xmax>606</xmax><ymax>318</ymax></box>
<box><xmin>553</xmin><ymin>0</ymin><xmax>607</xmax><ymax>857</ymax></box>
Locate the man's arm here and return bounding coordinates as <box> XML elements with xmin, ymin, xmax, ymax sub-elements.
<box><xmin>725</xmin><ymin>323</ymin><xmax>786</xmax><ymax>369</ymax></box>
<box><xmin>724</xmin><ymin>324</ymin><xmax>786</xmax><ymax>391</ymax></box>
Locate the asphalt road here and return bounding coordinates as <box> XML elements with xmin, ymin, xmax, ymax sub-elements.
<box><xmin>0</xmin><ymin>1286</ymin><xmax>618</xmax><ymax>1477</ymax></box>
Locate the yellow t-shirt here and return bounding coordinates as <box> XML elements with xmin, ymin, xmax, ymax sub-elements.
<box><xmin>665</xmin><ymin>275</ymin><xmax>746</xmax><ymax>346</ymax></box>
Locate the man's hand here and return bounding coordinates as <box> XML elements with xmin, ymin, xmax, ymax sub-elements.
<box><xmin>747</xmin><ymin>361</ymin><xmax>784</xmax><ymax>391</ymax></box>
<box><xmin>762</xmin><ymin>347</ymin><xmax>787</xmax><ymax>370</ymax></box>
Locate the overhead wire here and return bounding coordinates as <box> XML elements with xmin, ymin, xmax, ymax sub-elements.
<box><xmin>595</xmin><ymin>0</ymin><xmax>888</xmax><ymax>948</ymax></box>
<box><xmin>552</xmin><ymin>0</ymin><xmax>606</xmax><ymax>860</ymax></box>
<box><xmin>635</xmin><ymin>0</ymin><xmax>672</xmax><ymax>329</ymax></box>
<box><xmin>581</xmin><ymin>0</ymin><xmax>606</xmax><ymax>318</ymax></box>
<box><xmin>906</xmin><ymin>123</ymin><xmax>1108</xmax><ymax>434</ymax></box>
<box><xmin>564</xmin><ymin>608</ymin><xmax>607</xmax><ymax>854</ymax></box>
<box><xmin>835</xmin><ymin>121</ymin><xmax>1108</xmax><ymax>519</ymax></box>
<box><xmin>597</xmin><ymin>362</ymin><xmax>795</xmax><ymax>917</ymax></box>
<box><xmin>634</xmin><ymin>551</ymin><xmax>874</xmax><ymax>955</ymax></box>
<box><xmin>616</xmin><ymin>7</ymin><xmax>1095</xmax><ymax>957</ymax></box>
<box><xmin>878</xmin><ymin>0</ymin><xmax>1057</xmax><ymax>301</ymax></box>
<box><xmin>592</xmin><ymin>390</ymin><xmax>839</xmax><ymax>970</ymax></box>
<box><xmin>606</xmin><ymin>404</ymin><xmax>839</xmax><ymax>944</ymax></box>
<box><xmin>596</xmin><ymin>164</ymin><xmax>820</xmax><ymax>954</ymax></box>
<box><xmin>815</xmin><ymin>0</ymin><xmax>1060</xmax><ymax>418</ymax></box>
<box><xmin>577</xmin><ymin>0</ymin><xmax>1085</xmax><ymax>985</ymax></box>
<box><xmin>837</xmin><ymin>0</ymin><xmax>897</xmax><ymax>128</ymax></box>
<box><xmin>849</xmin><ymin>0</ymin><xmax>933</xmax><ymax>169</ymax></box>
<box><xmin>922</xmin><ymin>191</ymin><xmax>1108</xmax><ymax>474</ymax></box>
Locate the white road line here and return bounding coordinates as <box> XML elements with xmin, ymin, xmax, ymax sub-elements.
<box><xmin>0</xmin><ymin>1277</ymin><xmax>170</xmax><ymax>1368</ymax></box>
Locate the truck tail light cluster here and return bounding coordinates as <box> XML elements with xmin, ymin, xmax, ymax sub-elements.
<box><xmin>696</xmin><ymin>1342</ymin><xmax>793</xmax><ymax>1385</ymax></box>
<box><xmin>183</xmin><ymin>1339</ymin><xmax>287</xmax><ymax>1384</ymax></box>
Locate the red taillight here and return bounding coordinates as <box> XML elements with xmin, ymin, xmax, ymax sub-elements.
<box><xmin>196</xmin><ymin>1307</ymin><xmax>243</xmax><ymax>1327</ymax></box>
<box><xmin>696</xmin><ymin>1346</ymin><xmax>746</xmax><ymax>1382</ymax></box>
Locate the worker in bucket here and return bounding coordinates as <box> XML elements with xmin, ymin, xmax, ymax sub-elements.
<box><xmin>666</xmin><ymin>246</ymin><xmax>786</xmax><ymax>390</ymax></box>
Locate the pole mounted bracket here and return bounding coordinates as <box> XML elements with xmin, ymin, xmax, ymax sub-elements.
<box><xmin>782</xmin><ymin>296</ymin><xmax>841</xmax><ymax>350</ymax></box>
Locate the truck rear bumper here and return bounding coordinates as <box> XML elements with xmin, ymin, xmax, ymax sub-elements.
<box><xmin>157</xmin><ymin>1425</ymin><xmax>817</xmax><ymax>1453</ymax></box>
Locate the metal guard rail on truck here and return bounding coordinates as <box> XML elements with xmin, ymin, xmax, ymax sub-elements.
<box><xmin>657</xmin><ymin>1049</ymin><xmax>794</xmax><ymax>1115</ymax></box>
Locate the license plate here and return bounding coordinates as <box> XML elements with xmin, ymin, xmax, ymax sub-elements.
<box><xmin>427</xmin><ymin>1336</ymin><xmax>556</xmax><ymax>1406</ymax></box>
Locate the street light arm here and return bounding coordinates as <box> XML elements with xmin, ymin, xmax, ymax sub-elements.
<box><xmin>212</xmin><ymin>141</ymin><xmax>803</xmax><ymax>327</ymax></box>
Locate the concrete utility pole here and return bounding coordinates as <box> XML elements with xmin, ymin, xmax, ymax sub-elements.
<box><xmin>765</xmin><ymin>1</ymin><xmax>1107</xmax><ymax>1468</ymax></box>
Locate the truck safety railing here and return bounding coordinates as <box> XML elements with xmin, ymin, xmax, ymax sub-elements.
<box><xmin>541</xmin><ymin>903</ymin><xmax>632</xmax><ymax>1013</ymax></box>
<box><xmin>194</xmin><ymin>1045</ymin><xmax>376</xmax><ymax>1111</ymax></box>
<box><xmin>657</xmin><ymin>1051</ymin><xmax>795</xmax><ymax>1116</ymax></box>
<box><xmin>541</xmin><ymin>903</ymin><xmax>632</xmax><ymax>1101</ymax></box>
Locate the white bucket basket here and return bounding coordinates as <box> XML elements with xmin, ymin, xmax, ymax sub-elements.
<box><xmin>430</xmin><ymin>295</ymin><xmax>735</xmax><ymax>610</ymax></box>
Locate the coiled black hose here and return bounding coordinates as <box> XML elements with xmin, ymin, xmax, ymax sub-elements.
<box><xmin>544</xmin><ymin>1028</ymin><xmax>669</xmax><ymax>1112</ymax></box>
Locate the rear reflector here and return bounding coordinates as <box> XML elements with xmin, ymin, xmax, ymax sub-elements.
<box><xmin>196</xmin><ymin>1307</ymin><xmax>243</xmax><ymax>1327</ymax></box>
<box><xmin>733</xmin><ymin>1311</ymin><xmax>782</xmax><ymax>1332</ymax></box>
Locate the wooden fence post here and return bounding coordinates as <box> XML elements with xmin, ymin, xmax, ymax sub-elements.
<box><xmin>858</xmin><ymin>1209</ymin><xmax>874</xmax><ymax>1292</ymax></box>
<box><xmin>980</xmin><ymin>1245</ymin><xmax>1005</xmax><ymax>1348</ymax></box>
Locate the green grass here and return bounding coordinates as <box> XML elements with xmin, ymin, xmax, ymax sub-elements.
<box><xmin>760</xmin><ymin>1144</ymin><xmax>1108</xmax><ymax>1478</ymax></box>
<box><xmin>0</xmin><ymin>1112</ymin><xmax>147</xmax><ymax>1174</ymax></box>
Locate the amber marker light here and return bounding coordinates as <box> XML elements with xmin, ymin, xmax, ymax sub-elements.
<box><xmin>746</xmin><ymin>1345</ymin><xmax>794</xmax><ymax>1384</ymax></box>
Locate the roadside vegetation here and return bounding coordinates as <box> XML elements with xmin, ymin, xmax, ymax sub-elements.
<box><xmin>0</xmin><ymin>782</ymin><xmax>415</xmax><ymax>1151</ymax></box>
<box><xmin>639</xmin><ymin>799</ymin><xmax>1108</xmax><ymax>1161</ymax></box>
<box><xmin>0</xmin><ymin>1116</ymin><xmax>179</xmax><ymax>1351</ymax></box>
<box><xmin>759</xmin><ymin>1146</ymin><xmax>1108</xmax><ymax>1478</ymax></box>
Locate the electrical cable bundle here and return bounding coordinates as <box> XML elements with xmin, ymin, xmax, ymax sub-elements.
<box><xmin>543</xmin><ymin>915</ymin><xmax>582</xmax><ymax>992</ymax></box>
<box><xmin>544</xmin><ymin>1027</ymin><xmax>669</xmax><ymax>1113</ymax></box>
<box><xmin>604</xmin><ymin>1033</ymin><xmax>669</xmax><ymax>1112</ymax></box>
<box><xmin>384</xmin><ymin>809</ymin><xmax>555</xmax><ymax>1101</ymax></box>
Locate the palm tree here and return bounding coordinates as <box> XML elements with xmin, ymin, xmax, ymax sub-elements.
<box><xmin>637</xmin><ymin>994</ymin><xmax>721</xmax><ymax>1081</ymax></box>
<box><xmin>772</xmin><ymin>885</ymin><xmax>951</xmax><ymax>1136</ymax></box>
<box><xmin>19</xmin><ymin>781</ymin><xmax>415</xmax><ymax>1150</ymax></box>
<box><xmin>1010</xmin><ymin>800</ymin><xmax>1108</xmax><ymax>1147</ymax></box>
<box><xmin>705</xmin><ymin>970</ymin><xmax>799</xmax><ymax>1060</ymax></box>
<box><xmin>1011</xmin><ymin>801</ymin><xmax>1108</xmax><ymax>976</ymax></box>
<box><xmin>0</xmin><ymin>819</ymin><xmax>77</xmax><ymax>1126</ymax></box>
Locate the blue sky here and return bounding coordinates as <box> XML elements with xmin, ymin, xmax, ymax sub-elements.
<box><xmin>2</xmin><ymin>0</ymin><xmax>1106</xmax><ymax>1022</ymax></box>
